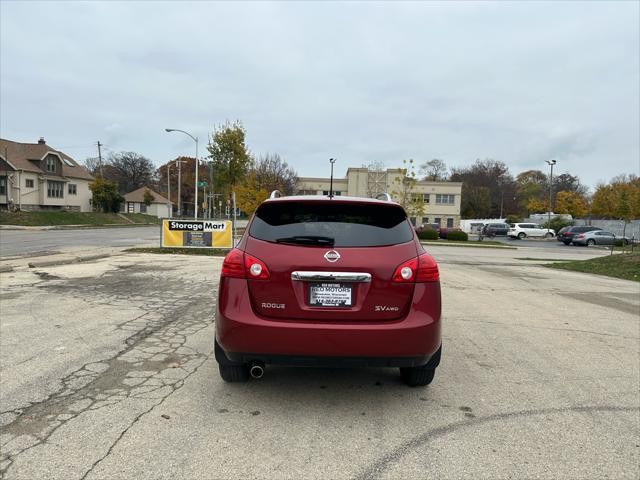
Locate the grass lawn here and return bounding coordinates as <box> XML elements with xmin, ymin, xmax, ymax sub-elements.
<box><xmin>0</xmin><ymin>211</ymin><xmax>159</xmax><ymax>226</ymax></box>
<box><xmin>120</xmin><ymin>213</ymin><xmax>161</xmax><ymax>225</ymax></box>
<box><xmin>546</xmin><ymin>253</ymin><xmax>640</xmax><ymax>282</ymax></box>
<box><xmin>125</xmin><ymin>247</ymin><xmax>229</xmax><ymax>256</ymax></box>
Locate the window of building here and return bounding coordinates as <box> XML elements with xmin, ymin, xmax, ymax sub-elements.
<box><xmin>0</xmin><ymin>176</ymin><xmax>6</xmax><ymax>195</ymax></box>
<box><xmin>26</xmin><ymin>179</ymin><xmax>34</xmax><ymax>188</ymax></box>
<box><xmin>434</xmin><ymin>217</ymin><xmax>441</xmax><ymax>226</ymax></box>
<box><xmin>47</xmin><ymin>181</ymin><xmax>64</xmax><ymax>198</ymax></box>
<box><xmin>68</xmin><ymin>184</ymin><xmax>77</xmax><ymax>195</ymax></box>
<box><xmin>45</xmin><ymin>154</ymin><xmax>57</xmax><ymax>173</ymax></box>
<box><xmin>140</xmin><ymin>203</ymin><xmax>147</xmax><ymax>213</ymax></box>
<box><xmin>322</xmin><ymin>190</ymin><xmax>342</xmax><ymax>196</ymax></box>
<box><xmin>421</xmin><ymin>193</ymin><xmax>430</xmax><ymax>203</ymax></box>
<box><xmin>447</xmin><ymin>218</ymin><xmax>454</xmax><ymax>228</ymax></box>
<box><xmin>296</xmin><ymin>190</ymin><xmax>316</xmax><ymax>195</ymax></box>
<box><xmin>435</xmin><ymin>194</ymin><xmax>455</xmax><ymax>205</ymax></box>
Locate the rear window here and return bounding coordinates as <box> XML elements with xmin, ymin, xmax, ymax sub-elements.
<box><xmin>250</xmin><ymin>201</ymin><xmax>414</xmax><ymax>247</ymax></box>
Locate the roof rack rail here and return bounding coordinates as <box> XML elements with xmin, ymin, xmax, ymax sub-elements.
<box><xmin>375</xmin><ymin>192</ymin><xmax>392</xmax><ymax>201</ymax></box>
<box><xmin>270</xmin><ymin>190</ymin><xmax>282</xmax><ymax>199</ymax></box>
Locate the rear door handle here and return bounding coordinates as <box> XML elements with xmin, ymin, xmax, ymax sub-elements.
<box><xmin>291</xmin><ymin>271</ymin><xmax>372</xmax><ymax>283</ymax></box>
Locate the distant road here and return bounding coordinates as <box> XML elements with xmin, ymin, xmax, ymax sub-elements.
<box><xmin>0</xmin><ymin>226</ymin><xmax>159</xmax><ymax>257</ymax></box>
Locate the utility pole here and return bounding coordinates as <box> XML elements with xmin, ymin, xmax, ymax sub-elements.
<box><xmin>545</xmin><ymin>159</ymin><xmax>557</xmax><ymax>232</ymax></box>
<box><xmin>167</xmin><ymin>162</ymin><xmax>173</xmax><ymax>218</ymax></box>
<box><xmin>177</xmin><ymin>159</ymin><xmax>182</xmax><ymax>217</ymax></box>
<box><xmin>96</xmin><ymin>141</ymin><xmax>104</xmax><ymax>177</ymax></box>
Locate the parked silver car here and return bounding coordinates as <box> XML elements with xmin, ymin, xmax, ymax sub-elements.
<box><xmin>571</xmin><ymin>230</ymin><xmax>627</xmax><ymax>246</ymax></box>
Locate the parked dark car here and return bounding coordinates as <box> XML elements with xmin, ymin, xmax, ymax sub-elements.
<box><xmin>556</xmin><ymin>226</ymin><xmax>571</xmax><ymax>241</ymax></box>
<box><xmin>558</xmin><ymin>226</ymin><xmax>602</xmax><ymax>245</ymax></box>
<box><xmin>481</xmin><ymin>223</ymin><xmax>510</xmax><ymax>237</ymax></box>
<box><xmin>215</xmin><ymin>194</ymin><xmax>442</xmax><ymax>387</ymax></box>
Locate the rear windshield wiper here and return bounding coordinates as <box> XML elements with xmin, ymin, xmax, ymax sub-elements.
<box><xmin>275</xmin><ymin>235</ymin><xmax>335</xmax><ymax>246</ymax></box>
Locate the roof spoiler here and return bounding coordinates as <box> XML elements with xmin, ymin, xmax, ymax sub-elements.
<box><xmin>375</xmin><ymin>193</ymin><xmax>392</xmax><ymax>201</ymax></box>
<box><xmin>270</xmin><ymin>190</ymin><xmax>282</xmax><ymax>199</ymax></box>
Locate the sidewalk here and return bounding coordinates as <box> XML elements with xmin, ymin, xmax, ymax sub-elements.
<box><xmin>0</xmin><ymin>245</ymin><xmax>141</xmax><ymax>272</ymax></box>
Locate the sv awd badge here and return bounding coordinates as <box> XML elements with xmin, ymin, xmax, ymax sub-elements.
<box><xmin>375</xmin><ymin>305</ymin><xmax>400</xmax><ymax>312</ymax></box>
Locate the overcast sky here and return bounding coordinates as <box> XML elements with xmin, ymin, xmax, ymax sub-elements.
<box><xmin>1</xmin><ymin>1</ymin><xmax>638</xmax><ymax>188</ymax></box>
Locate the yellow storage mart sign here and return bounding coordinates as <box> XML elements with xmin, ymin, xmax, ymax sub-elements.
<box><xmin>161</xmin><ymin>219</ymin><xmax>233</xmax><ymax>249</ymax></box>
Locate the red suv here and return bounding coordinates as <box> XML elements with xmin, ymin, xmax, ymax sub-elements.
<box><xmin>215</xmin><ymin>195</ymin><xmax>442</xmax><ymax>386</ymax></box>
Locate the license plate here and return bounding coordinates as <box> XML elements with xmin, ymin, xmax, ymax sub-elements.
<box><xmin>308</xmin><ymin>282</ymin><xmax>353</xmax><ymax>307</ymax></box>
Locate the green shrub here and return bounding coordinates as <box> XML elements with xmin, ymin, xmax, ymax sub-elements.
<box><xmin>541</xmin><ymin>217</ymin><xmax>574</xmax><ymax>233</ymax></box>
<box><xmin>505</xmin><ymin>214</ymin><xmax>522</xmax><ymax>224</ymax></box>
<box><xmin>418</xmin><ymin>229</ymin><xmax>439</xmax><ymax>240</ymax></box>
<box><xmin>446</xmin><ymin>230</ymin><xmax>469</xmax><ymax>241</ymax></box>
<box><xmin>614</xmin><ymin>239</ymin><xmax>625</xmax><ymax>247</ymax></box>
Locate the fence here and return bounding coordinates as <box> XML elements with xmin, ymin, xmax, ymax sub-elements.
<box><xmin>572</xmin><ymin>219</ymin><xmax>640</xmax><ymax>238</ymax></box>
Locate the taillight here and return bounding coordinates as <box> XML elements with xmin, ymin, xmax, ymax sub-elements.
<box><xmin>416</xmin><ymin>253</ymin><xmax>439</xmax><ymax>282</ymax></box>
<box><xmin>576</xmin><ymin>234</ymin><xmax>585</xmax><ymax>239</ymax></box>
<box><xmin>392</xmin><ymin>257</ymin><xmax>418</xmax><ymax>282</ymax></box>
<box><xmin>244</xmin><ymin>253</ymin><xmax>270</xmax><ymax>280</ymax></box>
<box><xmin>563</xmin><ymin>232</ymin><xmax>571</xmax><ymax>236</ymax></box>
<box><xmin>221</xmin><ymin>248</ymin><xmax>245</xmax><ymax>278</ymax></box>
<box><xmin>392</xmin><ymin>253</ymin><xmax>439</xmax><ymax>283</ymax></box>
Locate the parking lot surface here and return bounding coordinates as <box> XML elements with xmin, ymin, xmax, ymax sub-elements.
<box><xmin>0</xmin><ymin>246</ymin><xmax>638</xmax><ymax>479</ymax></box>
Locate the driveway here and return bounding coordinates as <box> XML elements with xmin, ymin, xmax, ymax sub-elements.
<box><xmin>0</xmin><ymin>246</ymin><xmax>638</xmax><ymax>479</ymax></box>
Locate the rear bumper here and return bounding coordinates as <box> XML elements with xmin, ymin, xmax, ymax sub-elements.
<box><xmin>216</xmin><ymin>343</ymin><xmax>441</xmax><ymax>368</ymax></box>
<box><xmin>215</xmin><ymin>278</ymin><xmax>441</xmax><ymax>363</ymax></box>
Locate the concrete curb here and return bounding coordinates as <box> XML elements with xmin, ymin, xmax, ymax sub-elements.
<box><xmin>421</xmin><ymin>242</ymin><xmax>517</xmax><ymax>249</ymax></box>
<box><xmin>0</xmin><ymin>265</ymin><xmax>14</xmax><ymax>273</ymax></box>
<box><xmin>28</xmin><ymin>253</ymin><xmax>113</xmax><ymax>269</ymax></box>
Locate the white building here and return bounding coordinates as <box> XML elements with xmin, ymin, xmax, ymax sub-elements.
<box><xmin>296</xmin><ymin>167</ymin><xmax>463</xmax><ymax>227</ymax></box>
<box><xmin>0</xmin><ymin>137</ymin><xmax>94</xmax><ymax>212</ymax></box>
<box><xmin>122</xmin><ymin>187</ymin><xmax>172</xmax><ymax>218</ymax></box>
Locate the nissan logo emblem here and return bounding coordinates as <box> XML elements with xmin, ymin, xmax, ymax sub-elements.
<box><xmin>324</xmin><ymin>250</ymin><xmax>341</xmax><ymax>262</ymax></box>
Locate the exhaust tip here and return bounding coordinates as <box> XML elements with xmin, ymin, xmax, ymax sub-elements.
<box><xmin>249</xmin><ymin>363</ymin><xmax>264</xmax><ymax>379</ymax></box>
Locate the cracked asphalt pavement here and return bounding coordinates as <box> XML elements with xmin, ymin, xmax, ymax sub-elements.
<box><xmin>0</xmin><ymin>247</ymin><xmax>638</xmax><ymax>479</ymax></box>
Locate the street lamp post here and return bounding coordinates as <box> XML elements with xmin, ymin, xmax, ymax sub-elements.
<box><xmin>165</xmin><ymin>128</ymin><xmax>199</xmax><ymax>219</ymax></box>
<box><xmin>545</xmin><ymin>159</ymin><xmax>557</xmax><ymax>232</ymax></box>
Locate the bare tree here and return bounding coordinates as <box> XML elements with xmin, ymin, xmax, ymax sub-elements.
<box><xmin>107</xmin><ymin>152</ymin><xmax>156</xmax><ymax>194</ymax></box>
<box><xmin>253</xmin><ymin>153</ymin><xmax>298</xmax><ymax>195</ymax></box>
<box><xmin>419</xmin><ymin>159</ymin><xmax>448</xmax><ymax>181</ymax></box>
<box><xmin>83</xmin><ymin>157</ymin><xmax>102</xmax><ymax>176</ymax></box>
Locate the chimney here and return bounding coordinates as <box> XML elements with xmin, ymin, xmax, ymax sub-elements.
<box><xmin>38</xmin><ymin>137</ymin><xmax>46</xmax><ymax>145</ymax></box>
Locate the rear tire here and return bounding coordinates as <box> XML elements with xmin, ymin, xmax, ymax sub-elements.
<box><xmin>545</xmin><ymin>233</ymin><xmax>553</xmax><ymax>239</ymax></box>
<box><xmin>518</xmin><ymin>232</ymin><xmax>526</xmax><ymax>239</ymax></box>
<box><xmin>586</xmin><ymin>239</ymin><xmax>595</xmax><ymax>246</ymax></box>
<box><xmin>400</xmin><ymin>366</ymin><xmax>436</xmax><ymax>387</ymax></box>
<box><xmin>215</xmin><ymin>339</ymin><xmax>250</xmax><ymax>382</ymax></box>
<box><xmin>218</xmin><ymin>363</ymin><xmax>250</xmax><ymax>383</ymax></box>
